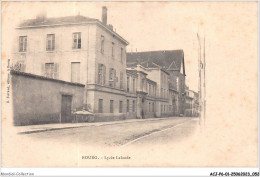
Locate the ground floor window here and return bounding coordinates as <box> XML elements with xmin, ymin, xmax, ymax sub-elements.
<box><xmin>98</xmin><ymin>99</ymin><xmax>103</xmax><ymax>113</ymax></box>
<box><xmin>119</xmin><ymin>101</ymin><xmax>123</xmax><ymax>113</ymax></box>
<box><xmin>110</xmin><ymin>100</ymin><xmax>114</xmax><ymax>113</ymax></box>
<box><xmin>127</xmin><ymin>99</ymin><xmax>129</xmax><ymax>112</ymax></box>
<box><xmin>133</xmin><ymin>100</ymin><xmax>135</xmax><ymax>112</ymax></box>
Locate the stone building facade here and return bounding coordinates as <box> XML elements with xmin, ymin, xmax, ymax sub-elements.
<box><xmin>11</xmin><ymin>7</ymin><xmax>194</xmax><ymax>125</ymax></box>
<box><xmin>126</xmin><ymin>50</ymin><xmax>186</xmax><ymax>117</ymax></box>
<box><xmin>12</xmin><ymin>7</ymin><xmax>129</xmax><ymax>122</ymax></box>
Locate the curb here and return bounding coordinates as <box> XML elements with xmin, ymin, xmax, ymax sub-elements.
<box><xmin>18</xmin><ymin>117</ymin><xmax>193</xmax><ymax>135</ymax></box>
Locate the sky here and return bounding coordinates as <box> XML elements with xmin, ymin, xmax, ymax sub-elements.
<box><xmin>2</xmin><ymin>1</ymin><xmax>258</xmax><ymax>93</ymax></box>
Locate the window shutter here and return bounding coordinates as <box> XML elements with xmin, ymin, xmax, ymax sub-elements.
<box><xmin>103</xmin><ymin>65</ymin><xmax>106</xmax><ymax>85</ymax></box>
<box><xmin>97</xmin><ymin>64</ymin><xmax>101</xmax><ymax>84</ymax></box>
<box><xmin>24</xmin><ymin>37</ymin><xmax>27</xmax><ymax>52</ymax></box>
<box><xmin>54</xmin><ymin>63</ymin><xmax>59</xmax><ymax>79</ymax></box>
<box><xmin>114</xmin><ymin>69</ymin><xmax>116</xmax><ymax>87</ymax></box>
<box><xmin>19</xmin><ymin>37</ymin><xmax>22</xmax><ymax>52</ymax></box>
<box><xmin>52</xmin><ymin>35</ymin><xmax>55</xmax><ymax>50</ymax></box>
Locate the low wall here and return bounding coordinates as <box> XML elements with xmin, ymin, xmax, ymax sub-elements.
<box><xmin>11</xmin><ymin>70</ymin><xmax>85</xmax><ymax>126</ymax></box>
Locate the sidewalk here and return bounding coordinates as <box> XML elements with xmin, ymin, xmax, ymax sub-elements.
<box><xmin>16</xmin><ymin>117</ymin><xmax>182</xmax><ymax>134</ymax></box>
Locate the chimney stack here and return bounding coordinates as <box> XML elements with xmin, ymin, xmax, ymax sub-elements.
<box><xmin>102</xmin><ymin>6</ymin><xmax>107</xmax><ymax>25</ymax></box>
<box><xmin>36</xmin><ymin>10</ymin><xmax>47</xmax><ymax>22</ymax></box>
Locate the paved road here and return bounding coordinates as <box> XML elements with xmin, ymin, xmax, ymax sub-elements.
<box><xmin>25</xmin><ymin>117</ymin><xmax>199</xmax><ymax>147</ymax></box>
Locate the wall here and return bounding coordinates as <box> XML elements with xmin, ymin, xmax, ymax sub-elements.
<box><xmin>11</xmin><ymin>71</ymin><xmax>85</xmax><ymax>126</ymax></box>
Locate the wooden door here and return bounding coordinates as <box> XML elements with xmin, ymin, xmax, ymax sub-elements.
<box><xmin>61</xmin><ymin>95</ymin><xmax>72</xmax><ymax>123</ymax></box>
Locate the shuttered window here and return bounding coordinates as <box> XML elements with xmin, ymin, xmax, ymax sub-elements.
<box><xmin>44</xmin><ymin>63</ymin><xmax>59</xmax><ymax>79</ymax></box>
<box><xmin>98</xmin><ymin>64</ymin><xmax>106</xmax><ymax>85</ymax></box>
<box><xmin>109</xmin><ymin>68</ymin><xmax>116</xmax><ymax>87</ymax></box>
<box><xmin>120</xmin><ymin>72</ymin><xmax>123</xmax><ymax>89</ymax></box>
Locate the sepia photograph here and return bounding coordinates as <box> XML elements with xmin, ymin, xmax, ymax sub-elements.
<box><xmin>1</xmin><ymin>0</ymin><xmax>258</xmax><ymax>173</ymax></box>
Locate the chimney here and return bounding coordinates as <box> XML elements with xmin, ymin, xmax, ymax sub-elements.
<box><xmin>102</xmin><ymin>6</ymin><xmax>107</xmax><ymax>25</ymax></box>
<box><xmin>36</xmin><ymin>10</ymin><xmax>47</xmax><ymax>22</ymax></box>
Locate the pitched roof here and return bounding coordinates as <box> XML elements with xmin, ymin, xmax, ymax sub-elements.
<box><xmin>126</xmin><ymin>50</ymin><xmax>185</xmax><ymax>74</ymax></box>
<box><xmin>18</xmin><ymin>15</ymin><xmax>129</xmax><ymax>45</ymax></box>
<box><xmin>19</xmin><ymin>15</ymin><xmax>98</xmax><ymax>27</ymax></box>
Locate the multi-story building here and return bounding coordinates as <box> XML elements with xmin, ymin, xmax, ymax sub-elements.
<box><xmin>12</xmin><ymin>7</ymin><xmax>129</xmax><ymax>121</ymax></box>
<box><xmin>127</xmin><ymin>50</ymin><xmax>186</xmax><ymax>116</ymax></box>
<box><xmin>127</xmin><ymin>65</ymin><xmax>158</xmax><ymax>118</ymax></box>
<box><xmin>11</xmin><ymin>7</ymin><xmax>192</xmax><ymax>124</ymax></box>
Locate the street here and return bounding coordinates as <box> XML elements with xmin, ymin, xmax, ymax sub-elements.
<box><xmin>25</xmin><ymin>117</ymin><xmax>200</xmax><ymax>147</ymax></box>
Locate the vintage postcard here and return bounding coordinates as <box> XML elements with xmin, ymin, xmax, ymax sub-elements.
<box><xmin>1</xmin><ymin>1</ymin><xmax>258</xmax><ymax>169</ymax></box>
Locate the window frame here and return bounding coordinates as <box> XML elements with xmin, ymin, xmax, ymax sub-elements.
<box><xmin>19</xmin><ymin>36</ymin><xmax>27</xmax><ymax>52</ymax></box>
<box><xmin>110</xmin><ymin>100</ymin><xmax>114</xmax><ymax>113</ymax></box>
<box><xmin>98</xmin><ymin>99</ymin><xmax>103</xmax><ymax>113</ymax></box>
<box><xmin>72</xmin><ymin>32</ymin><xmax>81</xmax><ymax>49</ymax></box>
<box><xmin>101</xmin><ymin>35</ymin><xmax>105</xmax><ymax>54</ymax></box>
<box><xmin>46</xmin><ymin>34</ymin><xmax>55</xmax><ymax>51</ymax></box>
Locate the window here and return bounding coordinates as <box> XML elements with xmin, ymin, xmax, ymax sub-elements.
<box><xmin>120</xmin><ymin>48</ymin><xmax>123</xmax><ymax>63</ymax></box>
<box><xmin>112</xmin><ymin>42</ymin><xmax>115</xmax><ymax>58</ymax></box>
<box><xmin>133</xmin><ymin>100</ymin><xmax>135</xmax><ymax>112</ymax></box>
<box><xmin>19</xmin><ymin>36</ymin><xmax>27</xmax><ymax>52</ymax></box>
<box><xmin>161</xmin><ymin>105</ymin><xmax>163</xmax><ymax>112</ymax></box>
<box><xmin>133</xmin><ymin>78</ymin><xmax>135</xmax><ymax>93</ymax></box>
<box><xmin>71</xmin><ymin>62</ymin><xmax>80</xmax><ymax>83</ymax></box>
<box><xmin>141</xmin><ymin>79</ymin><xmax>145</xmax><ymax>91</ymax></box>
<box><xmin>73</xmin><ymin>32</ymin><xmax>81</xmax><ymax>49</ymax></box>
<box><xmin>127</xmin><ymin>100</ymin><xmax>129</xmax><ymax>112</ymax></box>
<box><xmin>127</xmin><ymin>76</ymin><xmax>130</xmax><ymax>92</ymax></box>
<box><xmin>98</xmin><ymin>99</ymin><xmax>103</xmax><ymax>113</ymax></box>
<box><xmin>109</xmin><ymin>68</ymin><xmax>116</xmax><ymax>87</ymax></box>
<box><xmin>149</xmin><ymin>102</ymin><xmax>151</xmax><ymax>112</ymax></box>
<box><xmin>98</xmin><ymin>64</ymin><xmax>106</xmax><ymax>85</ymax></box>
<box><xmin>119</xmin><ymin>101</ymin><xmax>123</xmax><ymax>113</ymax></box>
<box><xmin>101</xmin><ymin>35</ymin><xmax>104</xmax><ymax>54</ymax></box>
<box><xmin>161</xmin><ymin>88</ymin><xmax>163</xmax><ymax>98</ymax></box>
<box><xmin>152</xmin><ymin>102</ymin><xmax>155</xmax><ymax>112</ymax></box>
<box><xmin>110</xmin><ymin>100</ymin><xmax>114</xmax><ymax>113</ymax></box>
<box><xmin>44</xmin><ymin>63</ymin><xmax>59</xmax><ymax>79</ymax></box>
<box><xmin>46</xmin><ymin>34</ymin><xmax>55</xmax><ymax>51</ymax></box>
<box><xmin>120</xmin><ymin>72</ymin><xmax>123</xmax><ymax>89</ymax></box>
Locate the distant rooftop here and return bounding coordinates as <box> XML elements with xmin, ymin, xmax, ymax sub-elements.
<box><xmin>17</xmin><ymin>15</ymin><xmax>129</xmax><ymax>45</ymax></box>
<box><xmin>18</xmin><ymin>15</ymin><xmax>98</xmax><ymax>27</ymax></box>
<box><xmin>126</xmin><ymin>50</ymin><xmax>185</xmax><ymax>75</ymax></box>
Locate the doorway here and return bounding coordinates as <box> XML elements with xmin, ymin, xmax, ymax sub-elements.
<box><xmin>61</xmin><ymin>95</ymin><xmax>72</xmax><ymax>123</ymax></box>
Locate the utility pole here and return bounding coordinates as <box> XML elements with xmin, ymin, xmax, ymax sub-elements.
<box><xmin>197</xmin><ymin>33</ymin><xmax>203</xmax><ymax>130</ymax></box>
<box><xmin>203</xmin><ymin>31</ymin><xmax>206</xmax><ymax>128</ymax></box>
